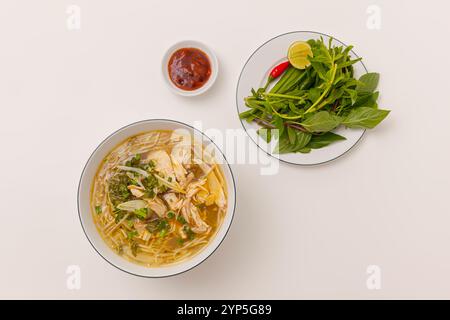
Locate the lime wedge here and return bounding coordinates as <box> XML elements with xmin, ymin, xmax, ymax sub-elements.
<box><xmin>287</xmin><ymin>41</ymin><xmax>313</xmax><ymax>69</ymax></box>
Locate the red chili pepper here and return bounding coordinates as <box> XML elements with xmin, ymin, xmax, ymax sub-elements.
<box><xmin>269</xmin><ymin>61</ymin><xmax>290</xmax><ymax>80</ymax></box>
<box><xmin>264</xmin><ymin>61</ymin><xmax>290</xmax><ymax>90</ymax></box>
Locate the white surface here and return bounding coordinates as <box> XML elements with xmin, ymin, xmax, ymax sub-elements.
<box><xmin>78</xmin><ymin>119</ymin><xmax>236</xmax><ymax>278</ymax></box>
<box><xmin>236</xmin><ymin>31</ymin><xmax>366</xmax><ymax>165</ymax></box>
<box><xmin>1</xmin><ymin>0</ymin><xmax>450</xmax><ymax>299</ymax></box>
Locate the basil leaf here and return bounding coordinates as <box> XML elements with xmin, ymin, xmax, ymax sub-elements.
<box><xmin>345</xmin><ymin>89</ymin><xmax>358</xmax><ymax>105</ymax></box>
<box><xmin>338</xmin><ymin>57</ymin><xmax>362</xmax><ymax>69</ymax></box>
<box><xmin>307</xmin><ymin>132</ymin><xmax>346</xmax><ymax>149</ymax></box>
<box><xmin>299</xmin><ymin>147</ymin><xmax>311</xmax><ymax>154</ymax></box>
<box><xmin>257</xmin><ymin>128</ymin><xmax>272</xmax><ymax>143</ymax></box>
<box><xmin>357</xmin><ymin>73</ymin><xmax>380</xmax><ymax>93</ymax></box>
<box><xmin>272</xmin><ymin>115</ymin><xmax>285</xmax><ymax>137</ymax></box>
<box><xmin>353</xmin><ymin>91</ymin><xmax>379</xmax><ymax>108</ymax></box>
<box><xmin>301</xmin><ymin>111</ymin><xmax>341</xmax><ymax>133</ymax></box>
<box><xmin>308</xmin><ymin>87</ymin><xmax>322</xmax><ymax>102</ymax></box>
<box><xmin>273</xmin><ymin>135</ymin><xmax>292</xmax><ymax>154</ymax></box>
<box><xmin>294</xmin><ymin>131</ymin><xmax>312</xmax><ymax>150</ymax></box>
<box><xmin>274</xmin><ymin>131</ymin><xmax>311</xmax><ymax>154</ymax></box>
<box><xmin>342</xmin><ymin>107</ymin><xmax>390</xmax><ymax>129</ymax></box>
<box><xmin>287</xmin><ymin>126</ymin><xmax>296</xmax><ymax>144</ymax></box>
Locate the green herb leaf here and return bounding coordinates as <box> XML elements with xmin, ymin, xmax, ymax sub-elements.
<box><xmin>357</xmin><ymin>73</ymin><xmax>380</xmax><ymax>93</ymax></box>
<box><xmin>257</xmin><ymin>128</ymin><xmax>272</xmax><ymax>143</ymax></box>
<box><xmin>274</xmin><ymin>130</ymin><xmax>311</xmax><ymax>154</ymax></box>
<box><xmin>353</xmin><ymin>92</ymin><xmax>379</xmax><ymax>109</ymax></box>
<box><xmin>134</xmin><ymin>207</ymin><xmax>148</xmax><ymax>219</ymax></box>
<box><xmin>287</xmin><ymin>126</ymin><xmax>296</xmax><ymax>144</ymax></box>
<box><xmin>308</xmin><ymin>88</ymin><xmax>322</xmax><ymax>102</ymax></box>
<box><xmin>345</xmin><ymin>89</ymin><xmax>358</xmax><ymax>105</ymax></box>
<box><xmin>114</xmin><ymin>210</ymin><xmax>125</xmax><ymax>223</ymax></box>
<box><xmin>167</xmin><ymin>211</ymin><xmax>175</xmax><ymax>219</ymax></box>
<box><xmin>126</xmin><ymin>154</ymin><xmax>142</xmax><ymax>168</ymax></box>
<box><xmin>158</xmin><ymin>229</ymin><xmax>168</xmax><ymax>238</ymax></box>
<box><xmin>299</xmin><ymin>147</ymin><xmax>311</xmax><ymax>153</ymax></box>
<box><xmin>342</xmin><ymin>107</ymin><xmax>390</xmax><ymax>129</ymax></box>
<box><xmin>130</xmin><ymin>241</ymin><xmax>138</xmax><ymax>257</ymax></box>
<box><xmin>95</xmin><ymin>206</ymin><xmax>102</xmax><ymax>214</ymax></box>
<box><xmin>177</xmin><ymin>215</ymin><xmax>187</xmax><ymax>225</ymax></box>
<box><xmin>272</xmin><ymin>115</ymin><xmax>285</xmax><ymax>137</ymax></box>
<box><xmin>307</xmin><ymin>132</ymin><xmax>347</xmax><ymax>149</ymax></box>
<box><xmin>300</xmin><ymin>111</ymin><xmax>341</xmax><ymax>133</ymax></box>
<box><xmin>127</xmin><ymin>230</ymin><xmax>138</xmax><ymax>239</ymax></box>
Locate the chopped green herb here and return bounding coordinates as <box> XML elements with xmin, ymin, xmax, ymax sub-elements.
<box><xmin>142</xmin><ymin>174</ymin><xmax>158</xmax><ymax>196</ymax></box>
<box><xmin>130</xmin><ymin>241</ymin><xmax>138</xmax><ymax>257</ymax></box>
<box><xmin>95</xmin><ymin>206</ymin><xmax>102</xmax><ymax>214</ymax></box>
<box><xmin>114</xmin><ymin>210</ymin><xmax>125</xmax><ymax>223</ymax></box>
<box><xmin>146</xmin><ymin>220</ymin><xmax>159</xmax><ymax>233</ymax></box>
<box><xmin>158</xmin><ymin>229</ymin><xmax>168</xmax><ymax>238</ymax></box>
<box><xmin>158</xmin><ymin>184</ymin><xmax>168</xmax><ymax>193</ymax></box>
<box><xmin>145</xmin><ymin>218</ymin><xmax>170</xmax><ymax>235</ymax></box>
<box><xmin>127</xmin><ymin>230</ymin><xmax>138</xmax><ymax>239</ymax></box>
<box><xmin>183</xmin><ymin>226</ymin><xmax>195</xmax><ymax>240</ymax></box>
<box><xmin>134</xmin><ymin>207</ymin><xmax>148</xmax><ymax>219</ymax></box>
<box><xmin>167</xmin><ymin>211</ymin><xmax>175</xmax><ymax>219</ymax></box>
<box><xmin>177</xmin><ymin>215</ymin><xmax>187</xmax><ymax>225</ymax></box>
<box><xmin>108</xmin><ymin>173</ymin><xmax>131</xmax><ymax>205</ymax></box>
<box><xmin>126</xmin><ymin>154</ymin><xmax>142</xmax><ymax>168</ymax></box>
<box><xmin>157</xmin><ymin>219</ymin><xmax>169</xmax><ymax>231</ymax></box>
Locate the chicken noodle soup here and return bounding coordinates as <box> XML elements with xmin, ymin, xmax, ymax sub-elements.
<box><xmin>91</xmin><ymin>130</ymin><xmax>227</xmax><ymax>267</ymax></box>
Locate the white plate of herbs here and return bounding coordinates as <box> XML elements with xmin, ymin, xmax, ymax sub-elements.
<box><xmin>236</xmin><ymin>31</ymin><xmax>390</xmax><ymax>165</ymax></box>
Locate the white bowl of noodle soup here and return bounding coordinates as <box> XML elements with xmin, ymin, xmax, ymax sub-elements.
<box><xmin>77</xmin><ymin>119</ymin><xmax>236</xmax><ymax>277</ymax></box>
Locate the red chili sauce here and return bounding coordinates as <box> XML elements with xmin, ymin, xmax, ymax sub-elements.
<box><xmin>168</xmin><ymin>48</ymin><xmax>211</xmax><ymax>91</ymax></box>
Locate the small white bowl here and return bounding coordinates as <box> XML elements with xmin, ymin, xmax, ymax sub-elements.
<box><xmin>77</xmin><ymin>119</ymin><xmax>236</xmax><ymax>277</ymax></box>
<box><xmin>162</xmin><ymin>40</ymin><xmax>219</xmax><ymax>97</ymax></box>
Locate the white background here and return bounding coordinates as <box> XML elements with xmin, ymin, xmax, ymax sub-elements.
<box><xmin>1</xmin><ymin>0</ymin><xmax>450</xmax><ymax>299</ymax></box>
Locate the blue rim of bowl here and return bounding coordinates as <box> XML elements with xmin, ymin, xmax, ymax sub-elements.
<box><xmin>235</xmin><ymin>30</ymin><xmax>368</xmax><ymax>166</ymax></box>
<box><xmin>77</xmin><ymin>119</ymin><xmax>237</xmax><ymax>278</ymax></box>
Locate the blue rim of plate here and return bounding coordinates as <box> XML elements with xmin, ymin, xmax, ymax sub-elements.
<box><xmin>236</xmin><ymin>30</ymin><xmax>368</xmax><ymax>166</ymax></box>
<box><xmin>77</xmin><ymin>118</ymin><xmax>237</xmax><ymax>278</ymax></box>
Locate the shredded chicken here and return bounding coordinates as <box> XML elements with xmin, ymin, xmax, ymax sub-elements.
<box><xmin>162</xmin><ymin>193</ymin><xmax>183</xmax><ymax>211</ymax></box>
<box><xmin>186</xmin><ymin>179</ymin><xmax>207</xmax><ymax>198</ymax></box>
<box><xmin>171</xmin><ymin>156</ymin><xmax>187</xmax><ymax>186</ymax></box>
<box><xmin>146</xmin><ymin>197</ymin><xmax>167</xmax><ymax>217</ymax></box>
<box><xmin>146</xmin><ymin>150</ymin><xmax>176</xmax><ymax>181</ymax></box>
<box><xmin>186</xmin><ymin>201</ymin><xmax>210</xmax><ymax>234</ymax></box>
<box><xmin>194</xmin><ymin>189</ymin><xmax>209</xmax><ymax>204</ymax></box>
<box><xmin>170</xmin><ymin>132</ymin><xmax>192</xmax><ymax>165</ymax></box>
<box><xmin>179</xmin><ymin>179</ymin><xmax>211</xmax><ymax>234</ymax></box>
